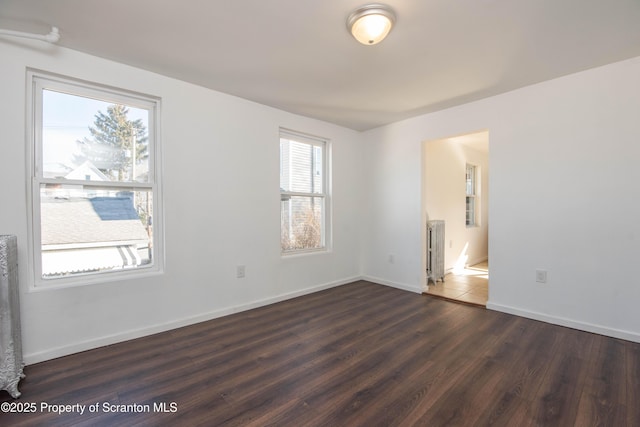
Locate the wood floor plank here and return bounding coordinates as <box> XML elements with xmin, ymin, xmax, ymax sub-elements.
<box><xmin>405</xmin><ymin>315</ymin><xmax>553</xmax><ymax>426</ymax></box>
<box><xmin>575</xmin><ymin>334</ymin><xmax>629</xmax><ymax>426</ymax></box>
<box><xmin>627</xmin><ymin>341</ymin><xmax>640</xmax><ymax>426</ymax></box>
<box><xmin>360</xmin><ymin>310</ymin><xmax>503</xmax><ymax>425</ymax></box>
<box><xmin>2</xmin><ymin>281</ymin><xmax>639</xmax><ymax>426</ymax></box>
<box><xmin>526</xmin><ymin>327</ymin><xmax>595</xmax><ymax>426</ymax></box>
<box><xmin>206</xmin><ymin>289</ymin><xmax>426</xmax><ymax>425</ymax></box>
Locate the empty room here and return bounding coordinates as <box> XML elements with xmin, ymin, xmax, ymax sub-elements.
<box><xmin>1</xmin><ymin>1</ymin><xmax>639</xmax><ymax>425</ymax></box>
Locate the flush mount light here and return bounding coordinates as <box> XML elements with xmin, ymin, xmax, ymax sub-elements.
<box><xmin>347</xmin><ymin>3</ymin><xmax>396</xmax><ymax>45</ymax></box>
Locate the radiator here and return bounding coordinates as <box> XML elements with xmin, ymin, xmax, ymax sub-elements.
<box><xmin>0</xmin><ymin>235</ymin><xmax>24</xmax><ymax>398</ymax></box>
<box><xmin>426</xmin><ymin>220</ymin><xmax>445</xmax><ymax>283</ymax></box>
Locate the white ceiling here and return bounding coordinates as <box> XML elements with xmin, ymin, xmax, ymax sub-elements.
<box><xmin>2</xmin><ymin>0</ymin><xmax>640</xmax><ymax>131</ymax></box>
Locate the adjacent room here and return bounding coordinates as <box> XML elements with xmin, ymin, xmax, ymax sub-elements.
<box><xmin>1</xmin><ymin>1</ymin><xmax>639</xmax><ymax>425</ymax></box>
<box><xmin>423</xmin><ymin>131</ymin><xmax>490</xmax><ymax>307</ymax></box>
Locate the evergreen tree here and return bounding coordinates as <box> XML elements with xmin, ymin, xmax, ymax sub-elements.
<box><xmin>76</xmin><ymin>104</ymin><xmax>148</xmax><ymax>181</ymax></box>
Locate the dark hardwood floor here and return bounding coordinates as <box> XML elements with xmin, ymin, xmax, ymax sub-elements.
<box><xmin>1</xmin><ymin>281</ymin><xmax>639</xmax><ymax>426</ymax></box>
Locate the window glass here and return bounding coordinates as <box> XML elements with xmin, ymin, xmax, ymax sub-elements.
<box><xmin>466</xmin><ymin>164</ymin><xmax>477</xmax><ymax>227</ymax></box>
<box><xmin>42</xmin><ymin>90</ymin><xmax>150</xmax><ymax>183</ymax></box>
<box><xmin>280</xmin><ymin>131</ymin><xmax>328</xmax><ymax>253</ymax></box>
<box><xmin>30</xmin><ymin>72</ymin><xmax>162</xmax><ymax>285</ymax></box>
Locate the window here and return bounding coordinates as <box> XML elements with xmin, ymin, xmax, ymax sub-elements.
<box><xmin>280</xmin><ymin>129</ymin><xmax>329</xmax><ymax>253</ymax></box>
<box><xmin>465</xmin><ymin>164</ymin><xmax>477</xmax><ymax>227</ymax></box>
<box><xmin>28</xmin><ymin>71</ymin><xmax>163</xmax><ymax>287</ymax></box>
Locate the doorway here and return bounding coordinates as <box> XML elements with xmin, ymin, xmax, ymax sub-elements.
<box><xmin>421</xmin><ymin>131</ymin><xmax>489</xmax><ymax>306</ymax></box>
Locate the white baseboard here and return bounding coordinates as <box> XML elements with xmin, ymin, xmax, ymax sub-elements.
<box><xmin>24</xmin><ymin>276</ymin><xmax>360</xmax><ymax>364</ymax></box>
<box><xmin>487</xmin><ymin>301</ymin><xmax>640</xmax><ymax>344</ymax></box>
<box><xmin>33</xmin><ymin>275</ymin><xmax>635</xmax><ymax>365</ymax></box>
<box><xmin>361</xmin><ymin>275</ymin><xmax>423</xmax><ymax>294</ymax></box>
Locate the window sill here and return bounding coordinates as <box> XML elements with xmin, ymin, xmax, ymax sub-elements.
<box><xmin>29</xmin><ymin>266</ymin><xmax>164</xmax><ymax>293</ymax></box>
<box><xmin>281</xmin><ymin>247</ymin><xmax>331</xmax><ymax>258</ymax></box>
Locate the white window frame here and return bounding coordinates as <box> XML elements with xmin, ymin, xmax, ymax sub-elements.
<box><xmin>466</xmin><ymin>163</ymin><xmax>478</xmax><ymax>227</ymax></box>
<box><xmin>26</xmin><ymin>70</ymin><xmax>164</xmax><ymax>290</ymax></box>
<box><xmin>280</xmin><ymin>128</ymin><xmax>331</xmax><ymax>255</ymax></box>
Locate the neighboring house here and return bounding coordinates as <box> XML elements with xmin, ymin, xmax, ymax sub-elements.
<box><xmin>280</xmin><ymin>139</ymin><xmax>323</xmax><ymax>196</ymax></box>
<box><xmin>40</xmin><ymin>196</ymin><xmax>150</xmax><ymax>276</ymax></box>
<box><xmin>64</xmin><ymin>160</ymin><xmax>110</xmax><ymax>181</ymax></box>
<box><xmin>42</xmin><ymin>162</ymin><xmax>72</xmax><ymax>179</ymax></box>
<box><xmin>40</xmin><ymin>161</ymin><xmax>150</xmax><ymax>277</ymax></box>
<box><xmin>42</xmin><ymin>161</ymin><xmax>112</xmax><ymax>200</ymax></box>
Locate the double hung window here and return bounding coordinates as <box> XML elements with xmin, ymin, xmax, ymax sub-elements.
<box><xmin>28</xmin><ymin>71</ymin><xmax>163</xmax><ymax>287</ymax></box>
<box><xmin>465</xmin><ymin>164</ymin><xmax>477</xmax><ymax>227</ymax></box>
<box><xmin>280</xmin><ymin>130</ymin><xmax>328</xmax><ymax>253</ymax></box>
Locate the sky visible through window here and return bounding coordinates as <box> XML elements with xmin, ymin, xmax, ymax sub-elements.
<box><xmin>42</xmin><ymin>90</ymin><xmax>148</xmax><ymax>171</ymax></box>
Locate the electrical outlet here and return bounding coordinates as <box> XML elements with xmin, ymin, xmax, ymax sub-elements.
<box><xmin>536</xmin><ymin>269</ymin><xmax>547</xmax><ymax>283</ymax></box>
<box><xmin>237</xmin><ymin>265</ymin><xmax>246</xmax><ymax>279</ymax></box>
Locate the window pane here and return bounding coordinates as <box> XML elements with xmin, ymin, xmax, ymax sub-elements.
<box><xmin>466</xmin><ymin>164</ymin><xmax>475</xmax><ymax>196</ymax></box>
<box><xmin>40</xmin><ymin>185</ymin><xmax>153</xmax><ymax>278</ymax></box>
<box><xmin>281</xmin><ymin>196</ymin><xmax>324</xmax><ymax>251</ymax></box>
<box><xmin>466</xmin><ymin>196</ymin><xmax>475</xmax><ymax>226</ymax></box>
<box><xmin>279</xmin><ymin>139</ymin><xmax>323</xmax><ymax>194</ymax></box>
<box><xmin>42</xmin><ymin>90</ymin><xmax>150</xmax><ymax>183</ymax></box>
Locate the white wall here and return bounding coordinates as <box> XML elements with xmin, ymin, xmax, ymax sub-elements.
<box><xmin>424</xmin><ymin>136</ymin><xmax>489</xmax><ymax>271</ymax></box>
<box><xmin>362</xmin><ymin>56</ymin><xmax>640</xmax><ymax>343</ymax></box>
<box><xmin>0</xmin><ymin>40</ymin><xmax>364</xmax><ymax>363</ymax></box>
<box><xmin>2</xmin><ymin>39</ymin><xmax>638</xmax><ymax>364</ymax></box>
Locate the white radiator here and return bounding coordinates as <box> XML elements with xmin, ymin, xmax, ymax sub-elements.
<box><xmin>427</xmin><ymin>220</ymin><xmax>445</xmax><ymax>283</ymax></box>
<box><xmin>0</xmin><ymin>235</ymin><xmax>24</xmax><ymax>398</ymax></box>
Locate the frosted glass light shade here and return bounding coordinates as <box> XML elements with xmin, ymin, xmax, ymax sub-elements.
<box><xmin>347</xmin><ymin>4</ymin><xmax>396</xmax><ymax>45</ymax></box>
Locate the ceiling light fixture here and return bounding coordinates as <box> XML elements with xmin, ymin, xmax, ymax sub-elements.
<box><xmin>347</xmin><ymin>3</ymin><xmax>396</xmax><ymax>45</ymax></box>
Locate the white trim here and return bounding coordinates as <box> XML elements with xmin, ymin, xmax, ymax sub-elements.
<box><xmin>279</xmin><ymin>127</ymin><xmax>327</xmax><ymax>147</ymax></box>
<box><xmin>281</xmin><ymin>191</ymin><xmax>327</xmax><ymax>198</ymax></box>
<box><xmin>26</xmin><ymin>69</ymin><xmax>164</xmax><ymax>289</ymax></box>
<box><xmin>281</xmin><ymin>246</ymin><xmax>331</xmax><ymax>257</ymax></box>
<box><xmin>28</xmin><ymin>68</ymin><xmax>159</xmax><ymax>110</ymax></box>
<box><xmin>361</xmin><ymin>275</ymin><xmax>423</xmax><ymax>294</ymax></box>
<box><xmin>38</xmin><ymin>178</ymin><xmax>154</xmax><ymax>189</ymax></box>
<box><xmin>24</xmin><ymin>275</ymin><xmax>360</xmax><ymax>364</ymax></box>
<box><xmin>486</xmin><ymin>302</ymin><xmax>640</xmax><ymax>344</ymax></box>
<box><xmin>28</xmin><ymin>268</ymin><xmax>163</xmax><ymax>293</ymax></box>
<box><xmin>24</xmin><ymin>275</ymin><xmax>640</xmax><ymax>363</ymax></box>
<box><xmin>465</xmin><ymin>163</ymin><xmax>478</xmax><ymax>227</ymax></box>
<box><xmin>279</xmin><ymin>128</ymin><xmax>331</xmax><ymax>254</ymax></box>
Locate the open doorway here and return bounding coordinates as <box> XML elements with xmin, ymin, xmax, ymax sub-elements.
<box><xmin>421</xmin><ymin>130</ymin><xmax>489</xmax><ymax>306</ymax></box>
